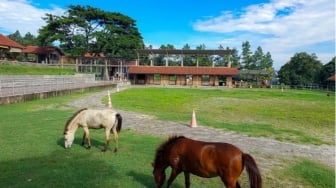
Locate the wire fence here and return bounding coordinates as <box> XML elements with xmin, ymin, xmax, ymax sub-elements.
<box><xmin>271</xmin><ymin>84</ymin><xmax>335</xmax><ymax>91</ymax></box>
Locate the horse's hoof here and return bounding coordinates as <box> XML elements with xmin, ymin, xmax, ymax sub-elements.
<box><xmin>101</xmin><ymin>149</ymin><xmax>107</xmax><ymax>152</ymax></box>
<box><xmin>114</xmin><ymin>148</ymin><xmax>118</xmax><ymax>153</ymax></box>
<box><xmin>87</xmin><ymin>146</ymin><xmax>91</xmax><ymax>150</ymax></box>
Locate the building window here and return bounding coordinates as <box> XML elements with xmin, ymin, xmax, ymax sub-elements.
<box><xmin>169</xmin><ymin>75</ymin><xmax>176</xmax><ymax>85</ymax></box>
<box><xmin>154</xmin><ymin>74</ymin><xmax>161</xmax><ymax>85</ymax></box>
<box><xmin>201</xmin><ymin>75</ymin><xmax>210</xmax><ymax>86</ymax></box>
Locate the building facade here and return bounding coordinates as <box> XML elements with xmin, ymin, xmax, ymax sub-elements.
<box><xmin>127</xmin><ymin>49</ymin><xmax>239</xmax><ymax>87</ymax></box>
<box><xmin>23</xmin><ymin>46</ymin><xmax>65</xmax><ymax>64</ymax></box>
<box><xmin>128</xmin><ymin>66</ymin><xmax>238</xmax><ymax>87</ymax></box>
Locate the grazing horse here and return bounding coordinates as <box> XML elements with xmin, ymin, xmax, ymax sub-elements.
<box><xmin>152</xmin><ymin>136</ymin><xmax>262</xmax><ymax>188</ymax></box>
<box><xmin>63</xmin><ymin>108</ymin><xmax>122</xmax><ymax>152</ymax></box>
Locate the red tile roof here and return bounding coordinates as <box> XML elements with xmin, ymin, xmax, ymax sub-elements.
<box><xmin>128</xmin><ymin>66</ymin><xmax>239</xmax><ymax>76</ymax></box>
<box><xmin>84</xmin><ymin>52</ymin><xmax>105</xmax><ymax>57</ymax></box>
<box><xmin>327</xmin><ymin>74</ymin><xmax>335</xmax><ymax>81</ymax></box>
<box><xmin>23</xmin><ymin>45</ymin><xmax>65</xmax><ymax>55</ymax></box>
<box><xmin>0</xmin><ymin>34</ymin><xmax>25</xmax><ymax>49</ymax></box>
<box><xmin>22</xmin><ymin>46</ymin><xmax>40</xmax><ymax>53</ymax></box>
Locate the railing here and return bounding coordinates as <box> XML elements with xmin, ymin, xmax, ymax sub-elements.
<box><xmin>0</xmin><ymin>75</ymin><xmax>125</xmax><ymax>97</ymax></box>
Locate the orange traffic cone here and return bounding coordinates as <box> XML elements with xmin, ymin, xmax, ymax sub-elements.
<box><xmin>190</xmin><ymin>110</ymin><xmax>197</xmax><ymax>128</ymax></box>
<box><xmin>107</xmin><ymin>90</ymin><xmax>112</xmax><ymax>108</ymax></box>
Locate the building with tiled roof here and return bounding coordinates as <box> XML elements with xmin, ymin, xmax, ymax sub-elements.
<box><xmin>23</xmin><ymin>45</ymin><xmax>65</xmax><ymax>64</ymax></box>
<box><xmin>128</xmin><ymin>66</ymin><xmax>238</xmax><ymax>87</ymax></box>
<box><xmin>125</xmin><ymin>49</ymin><xmax>239</xmax><ymax>87</ymax></box>
<box><xmin>0</xmin><ymin>34</ymin><xmax>25</xmax><ymax>50</ymax></box>
<box><xmin>0</xmin><ymin>34</ymin><xmax>25</xmax><ymax>59</ymax></box>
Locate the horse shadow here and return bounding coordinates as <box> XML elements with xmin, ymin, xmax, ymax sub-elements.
<box><xmin>127</xmin><ymin>171</ymin><xmax>185</xmax><ymax>188</ymax></box>
<box><xmin>56</xmin><ymin>137</ymin><xmax>112</xmax><ymax>151</ymax></box>
<box><xmin>127</xmin><ymin>171</ymin><xmax>153</xmax><ymax>187</ymax></box>
<box><xmin>0</xmin><ymin>150</ymin><xmax>118</xmax><ymax>187</ymax></box>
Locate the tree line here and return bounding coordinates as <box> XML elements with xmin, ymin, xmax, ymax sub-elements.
<box><xmin>5</xmin><ymin>5</ymin><xmax>335</xmax><ymax>87</ymax></box>
<box><xmin>278</xmin><ymin>53</ymin><xmax>335</xmax><ymax>88</ymax></box>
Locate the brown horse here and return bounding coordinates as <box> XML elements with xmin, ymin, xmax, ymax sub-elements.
<box><xmin>152</xmin><ymin>136</ymin><xmax>262</xmax><ymax>188</ymax></box>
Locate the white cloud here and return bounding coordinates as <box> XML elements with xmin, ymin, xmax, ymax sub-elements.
<box><xmin>0</xmin><ymin>0</ymin><xmax>64</xmax><ymax>35</ymax></box>
<box><xmin>192</xmin><ymin>0</ymin><xmax>335</xmax><ymax>69</ymax></box>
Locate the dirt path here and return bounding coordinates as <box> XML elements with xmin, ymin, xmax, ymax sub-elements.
<box><xmin>67</xmin><ymin>86</ymin><xmax>335</xmax><ymax>174</ymax></box>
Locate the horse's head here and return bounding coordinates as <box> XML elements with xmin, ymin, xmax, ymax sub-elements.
<box><xmin>63</xmin><ymin>108</ymin><xmax>87</xmax><ymax>149</ymax></box>
<box><xmin>152</xmin><ymin>162</ymin><xmax>166</xmax><ymax>188</ymax></box>
<box><xmin>152</xmin><ymin>135</ymin><xmax>184</xmax><ymax>187</ymax></box>
<box><xmin>64</xmin><ymin>131</ymin><xmax>75</xmax><ymax>149</ymax></box>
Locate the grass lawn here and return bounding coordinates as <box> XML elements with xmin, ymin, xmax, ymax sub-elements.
<box><xmin>110</xmin><ymin>87</ymin><xmax>335</xmax><ymax>145</ymax></box>
<box><xmin>0</xmin><ymin>62</ymin><xmax>76</xmax><ymax>75</ymax></box>
<box><xmin>0</xmin><ymin>88</ymin><xmax>334</xmax><ymax>187</ymax></box>
<box><xmin>0</xmin><ymin>97</ymin><xmax>226</xmax><ymax>187</ymax></box>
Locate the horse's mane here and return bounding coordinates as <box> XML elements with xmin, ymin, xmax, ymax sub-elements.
<box><xmin>63</xmin><ymin>108</ymin><xmax>88</xmax><ymax>134</ymax></box>
<box><xmin>153</xmin><ymin>135</ymin><xmax>185</xmax><ymax>167</ymax></box>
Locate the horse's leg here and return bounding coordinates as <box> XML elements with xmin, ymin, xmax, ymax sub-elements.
<box><xmin>184</xmin><ymin>172</ymin><xmax>190</xmax><ymax>188</ymax></box>
<box><xmin>226</xmin><ymin>181</ymin><xmax>238</xmax><ymax>188</ymax></box>
<box><xmin>220</xmin><ymin>174</ymin><xmax>239</xmax><ymax>188</ymax></box>
<box><xmin>83</xmin><ymin>127</ymin><xmax>91</xmax><ymax>149</ymax></box>
<box><xmin>112</xmin><ymin>128</ymin><xmax>119</xmax><ymax>153</ymax></box>
<box><xmin>166</xmin><ymin>168</ymin><xmax>181</xmax><ymax>188</ymax></box>
<box><xmin>81</xmin><ymin>132</ymin><xmax>86</xmax><ymax>146</ymax></box>
<box><xmin>102</xmin><ymin>130</ymin><xmax>111</xmax><ymax>152</ymax></box>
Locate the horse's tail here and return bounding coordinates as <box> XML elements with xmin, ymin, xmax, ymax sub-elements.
<box><xmin>115</xmin><ymin>113</ymin><xmax>122</xmax><ymax>132</ymax></box>
<box><xmin>243</xmin><ymin>153</ymin><xmax>262</xmax><ymax>188</ymax></box>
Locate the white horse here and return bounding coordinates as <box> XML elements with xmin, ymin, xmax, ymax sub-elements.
<box><xmin>63</xmin><ymin>108</ymin><xmax>122</xmax><ymax>152</ymax></box>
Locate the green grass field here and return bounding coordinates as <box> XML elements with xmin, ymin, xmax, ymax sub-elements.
<box><xmin>110</xmin><ymin>87</ymin><xmax>335</xmax><ymax>145</ymax></box>
<box><xmin>0</xmin><ymin>62</ymin><xmax>76</xmax><ymax>75</ymax></box>
<box><xmin>0</xmin><ymin>88</ymin><xmax>334</xmax><ymax>187</ymax></box>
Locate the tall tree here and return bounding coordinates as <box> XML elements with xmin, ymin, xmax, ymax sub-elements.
<box><xmin>196</xmin><ymin>44</ymin><xmax>206</xmax><ymax>50</ymax></box>
<box><xmin>261</xmin><ymin>52</ymin><xmax>273</xmax><ymax>70</ymax></box>
<box><xmin>22</xmin><ymin>32</ymin><xmax>38</xmax><ymax>46</ymax></box>
<box><xmin>154</xmin><ymin>44</ymin><xmax>176</xmax><ymax>66</ymax></box>
<box><xmin>182</xmin><ymin>43</ymin><xmax>194</xmax><ymax>66</ymax></box>
<box><xmin>230</xmin><ymin>48</ymin><xmax>240</xmax><ymax>68</ymax></box>
<box><xmin>38</xmin><ymin>5</ymin><xmax>144</xmax><ymax>58</ymax></box>
<box><xmin>215</xmin><ymin>45</ymin><xmax>240</xmax><ymax>67</ymax></box>
<box><xmin>7</xmin><ymin>30</ymin><xmax>23</xmax><ymax>44</ymax></box>
<box><xmin>241</xmin><ymin>41</ymin><xmax>253</xmax><ymax>69</ymax></box>
<box><xmin>182</xmin><ymin>43</ymin><xmax>190</xmax><ymax>50</ymax></box>
<box><xmin>196</xmin><ymin>44</ymin><xmax>210</xmax><ymax>66</ymax></box>
<box><xmin>278</xmin><ymin>52</ymin><xmax>323</xmax><ymax>86</ymax></box>
<box><xmin>212</xmin><ymin>45</ymin><xmax>226</xmax><ymax>66</ymax></box>
<box><xmin>253</xmin><ymin>46</ymin><xmax>264</xmax><ymax>69</ymax></box>
<box><xmin>319</xmin><ymin>57</ymin><xmax>335</xmax><ymax>86</ymax></box>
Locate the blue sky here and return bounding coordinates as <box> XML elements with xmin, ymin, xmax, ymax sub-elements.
<box><xmin>0</xmin><ymin>0</ymin><xmax>334</xmax><ymax>70</ymax></box>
